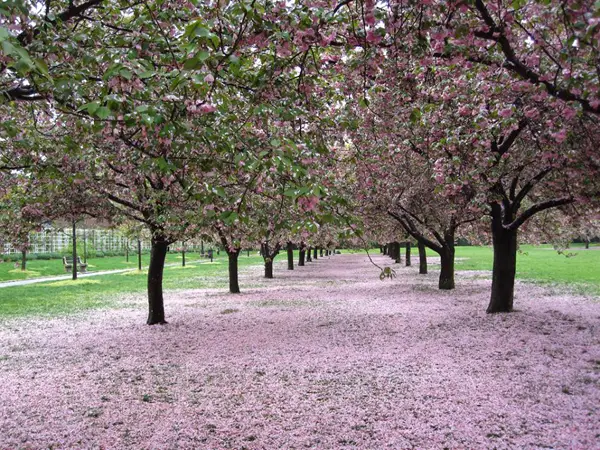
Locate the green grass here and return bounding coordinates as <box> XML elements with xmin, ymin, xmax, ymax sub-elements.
<box><xmin>455</xmin><ymin>244</ymin><xmax>600</xmax><ymax>296</ymax></box>
<box><xmin>0</xmin><ymin>251</ymin><xmax>213</xmax><ymax>282</ymax></box>
<box><xmin>1</xmin><ymin>245</ymin><xmax>597</xmax><ymax>319</ymax></box>
<box><xmin>0</xmin><ymin>253</ymin><xmax>265</xmax><ymax>318</ymax></box>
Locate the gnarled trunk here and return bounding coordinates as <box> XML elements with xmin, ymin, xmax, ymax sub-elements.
<box><xmin>264</xmin><ymin>258</ymin><xmax>274</xmax><ymax>279</ymax></box>
<box><xmin>147</xmin><ymin>237</ymin><xmax>168</xmax><ymax>325</ymax></box>
<box><xmin>487</xmin><ymin>219</ymin><xmax>518</xmax><ymax>313</ymax></box>
<box><xmin>228</xmin><ymin>250</ymin><xmax>240</xmax><ymax>293</ymax></box>
<box><xmin>438</xmin><ymin>246</ymin><xmax>455</xmax><ymax>290</ymax></box>
<box><xmin>418</xmin><ymin>241</ymin><xmax>427</xmax><ymax>274</ymax></box>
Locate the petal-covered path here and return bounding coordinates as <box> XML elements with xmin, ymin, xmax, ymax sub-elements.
<box><xmin>0</xmin><ymin>253</ymin><xmax>598</xmax><ymax>449</ymax></box>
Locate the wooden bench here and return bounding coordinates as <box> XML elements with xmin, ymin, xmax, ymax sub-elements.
<box><xmin>63</xmin><ymin>256</ymin><xmax>88</xmax><ymax>273</ymax></box>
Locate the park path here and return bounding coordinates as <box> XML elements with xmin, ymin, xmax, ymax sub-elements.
<box><xmin>0</xmin><ymin>253</ymin><xmax>598</xmax><ymax>448</ymax></box>
<box><xmin>0</xmin><ymin>259</ymin><xmax>210</xmax><ymax>289</ymax></box>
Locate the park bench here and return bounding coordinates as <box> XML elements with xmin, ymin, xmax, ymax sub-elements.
<box><xmin>63</xmin><ymin>256</ymin><xmax>88</xmax><ymax>273</ymax></box>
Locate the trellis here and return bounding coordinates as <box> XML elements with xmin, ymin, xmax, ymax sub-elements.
<box><xmin>1</xmin><ymin>229</ymin><xmax>152</xmax><ymax>255</ymax></box>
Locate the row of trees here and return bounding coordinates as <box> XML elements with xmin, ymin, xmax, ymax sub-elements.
<box><xmin>1</xmin><ymin>0</ymin><xmax>598</xmax><ymax>323</ymax></box>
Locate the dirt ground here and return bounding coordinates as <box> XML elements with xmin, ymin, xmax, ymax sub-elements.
<box><xmin>0</xmin><ymin>253</ymin><xmax>598</xmax><ymax>449</ymax></box>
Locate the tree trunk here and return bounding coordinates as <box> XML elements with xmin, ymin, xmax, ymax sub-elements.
<box><xmin>383</xmin><ymin>245</ymin><xmax>388</xmax><ymax>255</ymax></box>
<box><xmin>585</xmin><ymin>240</ymin><xmax>590</xmax><ymax>249</ymax></box>
<box><xmin>287</xmin><ymin>242</ymin><xmax>294</xmax><ymax>270</ymax></box>
<box><xmin>394</xmin><ymin>242</ymin><xmax>401</xmax><ymax>264</ymax></box>
<box><xmin>438</xmin><ymin>247</ymin><xmax>455</xmax><ymax>290</ymax></box>
<box><xmin>137</xmin><ymin>239</ymin><xmax>142</xmax><ymax>271</ymax></box>
<box><xmin>264</xmin><ymin>258</ymin><xmax>274</xmax><ymax>278</ymax></box>
<box><xmin>147</xmin><ymin>237</ymin><xmax>168</xmax><ymax>325</ymax></box>
<box><xmin>228</xmin><ymin>250</ymin><xmax>240</xmax><ymax>293</ymax></box>
<box><xmin>299</xmin><ymin>248</ymin><xmax>305</xmax><ymax>266</ymax></box>
<box><xmin>487</xmin><ymin>222</ymin><xmax>518</xmax><ymax>313</ymax></box>
<box><xmin>182</xmin><ymin>247</ymin><xmax>186</xmax><ymax>267</ymax></box>
<box><xmin>313</xmin><ymin>247</ymin><xmax>318</xmax><ymax>260</ymax></box>
<box><xmin>21</xmin><ymin>249</ymin><xmax>26</xmax><ymax>271</ymax></box>
<box><xmin>405</xmin><ymin>242</ymin><xmax>411</xmax><ymax>266</ymax></box>
<box><xmin>418</xmin><ymin>241</ymin><xmax>427</xmax><ymax>274</ymax></box>
<box><xmin>72</xmin><ymin>220</ymin><xmax>77</xmax><ymax>281</ymax></box>
<box><xmin>306</xmin><ymin>247</ymin><xmax>312</xmax><ymax>262</ymax></box>
<box><xmin>126</xmin><ymin>240</ymin><xmax>129</xmax><ymax>262</ymax></box>
<box><xmin>319</xmin><ymin>248</ymin><xmax>323</xmax><ymax>257</ymax></box>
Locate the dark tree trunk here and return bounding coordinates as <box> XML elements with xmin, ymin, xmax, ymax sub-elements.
<box><xmin>438</xmin><ymin>247</ymin><xmax>455</xmax><ymax>290</ymax></box>
<box><xmin>147</xmin><ymin>237</ymin><xmax>168</xmax><ymax>325</ymax></box>
<box><xmin>72</xmin><ymin>220</ymin><xmax>77</xmax><ymax>281</ymax></box>
<box><xmin>487</xmin><ymin>216</ymin><xmax>518</xmax><ymax>313</ymax></box>
<box><xmin>394</xmin><ymin>242</ymin><xmax>401</xmax><ymax>264</ymax></box>
<box><xmin>383</xmin><ymin>245</ymin><xmax>388</xmax><ymax>255</ymax></box>
<box><xmin>182</xmin><ymin>247</ymin><xmax>186</xmax><ymax>267</ymax></box>
<box><xmin>299</xmin><ymin>248</ymin><xmax>305</xmax><ymax>266</ymax></box>
<box><xmin>306</xmin><ymin>247</ymin><xmax>312</xmax><ymax>262</ymax></box>
<box><xmin>228</xmin><ymin>250</ymin><xmax>240</xmax><ymax>293</ymax></box>
<box><xmin>379</xmin><ymin>246</ymin><xmax>383</xmax><ymax>253</ymax></box>
<box><xmin>264</xmin><ymin>258</ymin><xmax>274</xmax><ymax>278</ymax></box>
<box><xmin>21</xmin><ymin>249</ymin><xmax>26</xmax><ymax>271</ymax></box>
<box><xmin>418</xmin><ymin>241</ymin><xmax>427</xmax><ymax>274</ymax></box>
<box><xmin>137</xmin><ymin>239</ymin><xmax>142</xmax><ymax>271</ymax></box>
<box><xmin>313</xmin><ymin>247</ymin><xmax>318</xmax><ymax>260</ymax></box>
<box><xmin>585</xmin><ymin>240</ymin><xmax>590</xmax><ymax>249</ymax></box>
<box><xmin>287</xmin><ymin>242</ymin><xmax>294</xmax><ymax>270</ymax></box>
<box><xmin>126</xmin><ymin>240</ymin><xmax>129</xmax><ymax>262</ymax></box>
<box><xmin>201</xmin><ymin>240</ymin><xmax>204</xmax><ymax>256</ymax></box>
<box><xmin>405</xmin><ymin>242</ymin><xmax>411</xmax><ymax>266</ymax></box>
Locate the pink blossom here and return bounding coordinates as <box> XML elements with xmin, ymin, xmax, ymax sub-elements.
<box><xmin>498</xmin><ymin>108</ymin><xmax>512</xmax><ymax>118</ymax></box>
<box><xmin>199</xmin><ymin>104</ymin><xmax>217</xmax><ymax>114</ymax></box>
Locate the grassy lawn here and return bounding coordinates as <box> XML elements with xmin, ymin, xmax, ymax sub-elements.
<box><xmin>0</xmin><ymin>253</ymin><xmax>266</xmax><ymax>318</ymax></box>
<box><xmin>455</xmin><ymin>244</ymin><xmax>600</xmax><ymax>296</ymax></box>
<box><xmin>0</xmin><ymin>251</ymin><xmax>216</xmax><ymax>282</ymax></box>
<box><xmin>1</xmin><ymin>245</ymin><xmax>598</xmax><ymax>319</ymax></box>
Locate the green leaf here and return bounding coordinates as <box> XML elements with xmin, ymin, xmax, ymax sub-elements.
<box><xmin>96</xmin><ymin>106</ymin><xmax>111</xmax><ymax>120</ymax></box>
<box><xmin>119</xmin><ymin>68</ymin><xmax>132</xmax><ymax>80</ymax></box>
<box><xmin>409</xmin><ymin>108</ymin><xmax>422</xmax><ymax>124</ymax></box>
<box><xmin>0</xmin><ymin>27</ymin><xmax>9</xmax><ymax>40</ymax></box>
<box><xmin>183</xmin><ymin>58</ymin><xmax>199</xmax><ymax>70</ymax></box>
<box><xmin>137</xmin><ymin>70</ymin><xmax>154</xmax><ymax>79</ymax></box>
<box><xmin>1</xmin><ymin>40</ymin><xmax>16</xmax><ymax>56</ymax></box>
<box><xmin>197</xmin><ymin>50</ymin><xmax>210</xmax><ymax>61</ymax></box>
<box><xmin>79</xmin><ymin>102</ymin><xmax>100</xmax><ymax>114</ymax></box>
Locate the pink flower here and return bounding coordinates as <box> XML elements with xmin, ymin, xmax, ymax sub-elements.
<box><xmin>199</xmin><ymin>104</ymin><xmax>217</xmax><ymax>114</ymax></box>
<box><xmin>498</xmin><ymin>108</ymin><xmax>512</xmax><ymax>118</ymax></box>
<box><xmin>550</xmin><ymin>128</ymin><xmax>567</xmax><ymax>144</ymax></box>
<box><xmin>204</xmin><ymin>73</ymin><xmax>215</xmax><ymax>84</ymax></box>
